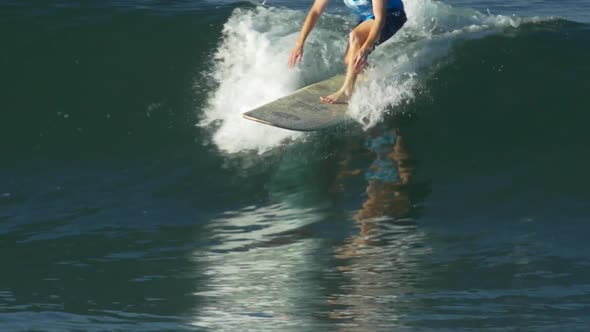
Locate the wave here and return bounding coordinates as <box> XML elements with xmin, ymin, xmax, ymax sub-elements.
<box><xmin>198</xmin><ymin>0</ymin><xmax>555</xmax><ymax>154</ymax></box>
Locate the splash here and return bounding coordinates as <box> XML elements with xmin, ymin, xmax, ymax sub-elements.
<box><xmin>348</xmin><ymin>0</ymin><xmax>540</xmax><ymax>127</ymax></box>
<box><xmin>199</xmin><ymin>6</ymin><xmax>347</xmax><ymax>154</ymax></box>
<box><xmin>200</xmin><ymin>0</ymin><xmax>544</xmax><ymax>153</ymax></box>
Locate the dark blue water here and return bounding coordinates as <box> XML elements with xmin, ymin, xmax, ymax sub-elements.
<box><xmin>2</xmin><ymin>0</ymin><xmax>590</xmax><ymax>330</ymax></box>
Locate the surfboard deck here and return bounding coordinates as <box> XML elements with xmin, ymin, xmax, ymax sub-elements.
<box><xmin>242</xmin><ymin>75</ymin><xmax>350</xmax><ymax>131</ymax></box>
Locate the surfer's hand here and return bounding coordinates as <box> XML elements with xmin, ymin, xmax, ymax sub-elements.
<box><xmin>288</xmin><ymin>44</ymin><xmax>304</xmax><ymax>68</ymax></box>
<box><xmin>354</xmin><ymin>47</ymin><xmax>369</xmax><ymax>73</ymax></box>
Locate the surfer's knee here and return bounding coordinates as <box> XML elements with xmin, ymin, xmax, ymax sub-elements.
<box><xmin>349</xmin><ymin>30</ymin><xmax>361</xmax><ymax>47</ymax></box>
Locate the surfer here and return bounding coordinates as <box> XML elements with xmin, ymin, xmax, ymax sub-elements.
<box><xmin>288</xmin><ymin>0</ymin><xmax>407</xmax><ymax>104</ymax></box>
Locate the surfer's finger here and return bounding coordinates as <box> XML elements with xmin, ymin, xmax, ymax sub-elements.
<box><xmin>289</xmin><ymin>50</ymin><xmax>303</xmax><ymax>68</ymax></box>
<box><xmin>357</xmin><ymin>53</ymin><xmax>368</xmax><ymax>71</ymax></box>
<box><xmin>353</xmin><ymin>56</ymin><xmax>363</xmax><ymax>71</ymax></box>
<box><xmin>288</xmin><ymin>54</ymin><xmax>296</xmax><ymax>68</ymax></box>
<box><xmin>353</xmin><ymin>55</ymin><xmax>360</xmax><ymax>69</ymax></box>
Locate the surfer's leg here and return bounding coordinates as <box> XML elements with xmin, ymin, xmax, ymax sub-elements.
<box><xmin>321</xmin><ymin>19</ymin><xmax>374</xmax><ymax>104</ymax></box>
<box><xmin>343</xmin><ymin>43</ymin><xmax>350</xmax><ymax>65</ymax></box>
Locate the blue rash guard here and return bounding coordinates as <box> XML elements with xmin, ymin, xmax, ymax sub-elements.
<box><xmin>343</xmin><ymin>0</ymin><xmax>404</xmax><ymax>21</ymax></box>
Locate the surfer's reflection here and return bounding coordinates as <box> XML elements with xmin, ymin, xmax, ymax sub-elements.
<box><xmin>329</xmin><ymin>121</ymin><xmax>430</xmax><ymax>329</ymax></box>
<box><xmin>336</xmin><ymin>120</ymin><xmax>428</xmax><ymax>229</ymax></box>
<box><xmin>355</xmin><ymin>126</ymin><xmax>415</xmax><ymax>222</ymax></box>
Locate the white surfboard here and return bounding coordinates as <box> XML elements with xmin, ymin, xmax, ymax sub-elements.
<box><xmin>242</xmin><ymin>75</ymin><xmax>350</xmax><ymax>131</ymax></box>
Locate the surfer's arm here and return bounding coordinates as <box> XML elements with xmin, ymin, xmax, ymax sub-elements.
<box><xmin>297</xmin><ymin>0</ymin><xmax>329</xmax><ymax>46</ymax></box>
<box><xmin>289</xmin><ymin>0</ymin><xmax>329</xmax><ymax>68</ymax></box>
<box><xmin>362</xmin><ymin>0</ymin><xmax>387</xmax><ymax>50</ymax></box>
<box><xmin>353</xmin><ymin>0</ymin><xmax>387</xmax><ymax>71</ymax></box>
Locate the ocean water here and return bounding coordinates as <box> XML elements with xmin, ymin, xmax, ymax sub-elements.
<box><xmin>1</xmin><ymin>0</ymin><xmax>590</xmax><ymax>330</ymax></box>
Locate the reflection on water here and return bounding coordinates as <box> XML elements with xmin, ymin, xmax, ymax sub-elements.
<box><xmin>188</xmin><ymin>118</ymin><xmax>590</xmax><ymax>330</ymax></box>
<box><xmin>191</xmin><ymin>121</ymin><xmax>432</xmax><ymax>330</ymax></box>
<box><xmin>191</xmin><ymin>203</ymin><xmax>328</xmax><ymax>330</ymax></box>
<box><xmin>356</xmin><ymin>127</ymin><xmax>420</xmax><ymax>221</ymax></box>
<box><xmin>330</xmin><ymin>123</ymin><xmax>432</xmax><ymax>330</ymax></box>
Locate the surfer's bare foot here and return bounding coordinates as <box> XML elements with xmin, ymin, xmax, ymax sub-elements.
<box><xmin>320</xmin><ymin>90</ymin><xmax>350</xmax><ymax>104</ymax></box>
